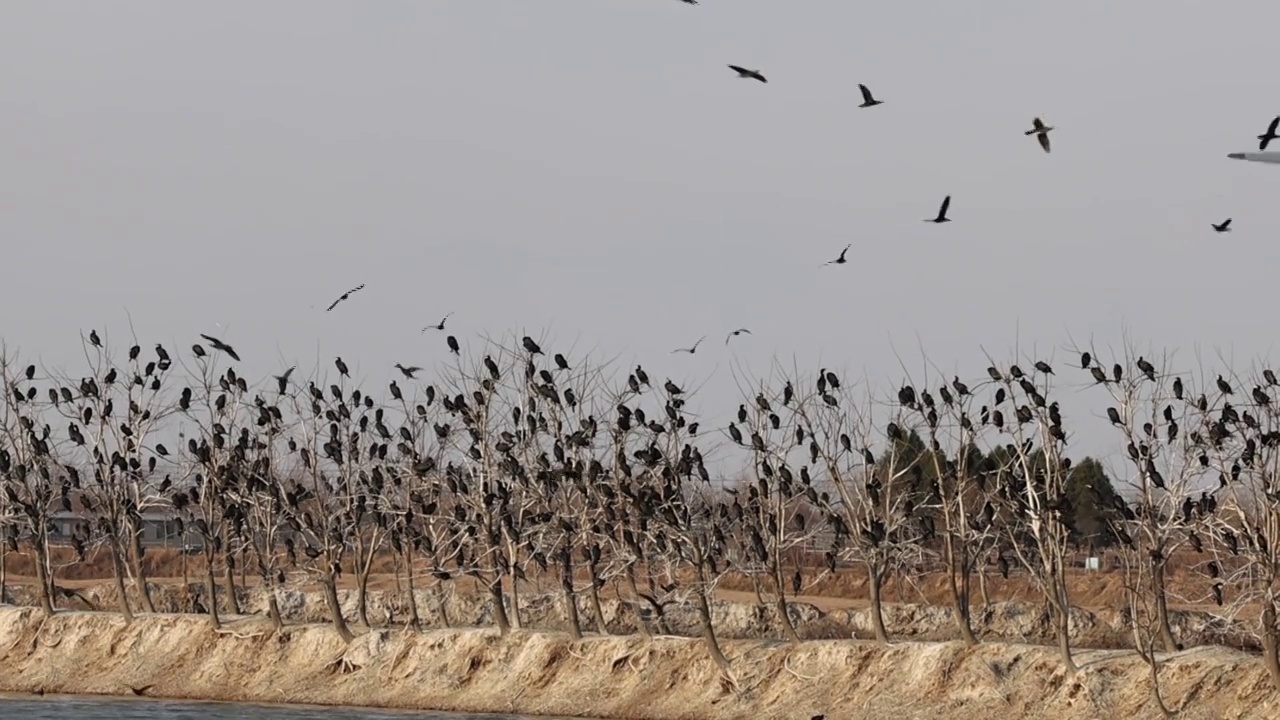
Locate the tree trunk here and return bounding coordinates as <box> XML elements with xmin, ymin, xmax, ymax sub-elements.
<box><xmin>265</xmin><ymin>587</ymin><xmax>283</xmax><ymax>633</ymax></box>
<box><xmin>623</xmin><ymin>568</ymin><xmax>652</xmax><ymax>637</ymax></box>
<box><xmin>586</xmin><ymin>561</ymin><xmax>609</xmax><ymax>634</ymax></box>
<box><xmin>1151</xmin><ymin>560</ymin><xmax>1180</xmax><ymax>651</ymax></box>
<box><xmin>487</xmin><ymin>576</ymin><xmax>510</xmax><ymax>635</ymax></box>
<box><xmin>203</xmin><ymin>552</ymin><xmax>221</xmax><ymax>629</ymax></box>
<box><xmin>356</xmin><ymin>565</ymin><xmax>371</xmax><ymax>628</ymax></box>
<box><xmin>944</xmin><ymin>540</ymin><xmax>978</xmax><ymax>645</ymax></box>
<box><xmin>402</xmin><ymin>552</ymin><xmax>421</xmax><ymax>631</ymax></box>
<box><xmin>1052</xmin><ymin>583</ymin><xmax>1079</xmax><ymax>673</ymax></box>
<box><xmin>109</xmin><ymin>537</ymin><xmax>135</xmax><ymax>623</ymax></box>
<box><xmin>29</xmin><ymin>534</ymin><xmax>54</xmax><ymax>617</ymax></box>
<box><xmin>505</xmin><ymin>538</ymin><xmax>523</xmax><ymax>629</ymax></box>
<box><xmin>222</xmin><ymin>548</ymin><xmax>240</xmax><ymax>615</ymax></box>
<box><xmin>867</xmin><ymin>565</ymin><xmax>890</xmax><ymax>643</ymax></box>
<box><xmin>1263</xmin><ymin>603</ymin><xmax>1280</xmax><ymax>692</ymax></box>
<box><xmin>560</xmin><ymin>551</ymin><xmax>583</xmax><ymax>639</ymax></box>
<box><xmin>771</xmin><ymin>561</ymin><xmax>801</xmax><ymax>643</ymax></box>
<box><xmin>978</xmin><ymin>563</ymin><xmax>990</xmax><ymax>611</ymax></box>
<box><xmin>128</xmin><ymin>522</ymin><xmax>155</xmax><ymax>613</ymax></box>
<box><xmin>693</xmin><ymin>585</ymin><xmax>731</xmax><ymax>673</ymax></box>
<box><xmin>321</xmin><ymin>571</ymin><xmax>353</xmax><ymax>642</ymax></box>
<box><xmin>436</xmin><ymin>584</ymin><xmax>451</xmax><ymax>628</ymax></box>
<box><xmin>1</xmin><ymin>539</ymin><xmax>8</xmax><ymax>605</ymax></box>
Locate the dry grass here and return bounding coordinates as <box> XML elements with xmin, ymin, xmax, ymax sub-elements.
<box><xmin>0</xmin><ymin>607</ymin><xmax>1274</xmax><ymax>719</ymax></box>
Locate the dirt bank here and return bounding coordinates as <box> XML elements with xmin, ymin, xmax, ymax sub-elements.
<box><xmin>0</xmin><ymin>607</ymin><xmax>1274</xmax><ymax>720</ymax></box>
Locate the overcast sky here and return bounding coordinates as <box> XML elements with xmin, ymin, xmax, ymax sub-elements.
<box><xmin>0</xmin><ymin>1</ymin><xmax>1278</xmax><ymax>475</ymax></box>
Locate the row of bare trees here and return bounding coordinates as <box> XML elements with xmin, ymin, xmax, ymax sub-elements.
<box><xmin>1</xmin><ymin>332</ymin><xmax>1278</xmax><ymax>696</ymax></box>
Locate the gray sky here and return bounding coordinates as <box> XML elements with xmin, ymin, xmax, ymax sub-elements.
<box><xmin>1</xmin><ymin>1</ymin><xmax>1278</xmax><ymax>474</ymax></box>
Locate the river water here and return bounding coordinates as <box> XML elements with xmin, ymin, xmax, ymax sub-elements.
<box><xmin>0</xmin><ymin>694</ymin><xmax>570</xmax><ymax>719</ymax></box>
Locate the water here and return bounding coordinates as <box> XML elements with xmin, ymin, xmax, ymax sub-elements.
<box><xmin>0</xmin><ymin>695</ymin><xmax>568</xmax><ymax>719</ymax></box>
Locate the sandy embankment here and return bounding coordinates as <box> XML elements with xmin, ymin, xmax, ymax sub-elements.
<box><xmin>0</xmin><ymin>607</ymin><xmax>1275</xmax><ymax>720</ymax></box>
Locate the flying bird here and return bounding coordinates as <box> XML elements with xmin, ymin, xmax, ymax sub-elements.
<box><xmin>395</xmin><ymin>363</ymin><xmax>422</xmax><ymax>379</ymax></box>
<box><xmin>1259</xmin><ymin>117</ymin><xmax>1280</xmax><ymax>150</ymax></box>
<box><xmin>857</xmin><ymin>84</ymin><xmax>882</xmax><ymax>108</ymax></box>
<box><xmin>725</xmin><ymin>328</ymin><xmax>752</xmax><ymax>345</ymax></box>
<box><xmin>825</xmin><ymin>244</ymin><xmax>852</xmax><ymax>266</ymax></box>
<box><xmin>1025</xmin><ymin>117</ymin><xmax>1053</xmax><ymax>153</ymax></box>
<box><xmin>925</xmin><ymin>195</ymin><xmax>952</xmax><ymax>224</ymax></box>
<box><xmin>273</xmin><ymin>366</ymin><xmax>296</xmax><ymax>394</ymax></box>
<box><xmin>422</xmin><ymin>312</ymin><xmax>453</xmax><ymax>332</ymax></box>
<box><xmin>1212</xmin><ymin>218</ymin><xmax>1232</xmax><ymax>233</ymax></box>
<box><xmin>326</xmin><ymin>284</ymin><xmax>366</xmax><ymax>311</ymax></box>
<box><xmin>728</xmin><ymin>65</ymin><xmax>767</xmax><ymax>83</ymax></box>
<box><xmin>198</xmin><ymin>334</ymin><xmax>240</xmax><ymax>362</ymax></box>
<box><xmin>672</xmin><ymin>336</ymin><xmax>707</xmax><ymax>354</ymax></box>
<box><xmin>680</xmin><ymin>0</ymin><xmax>698</xmax><ymax>4</ymax></box>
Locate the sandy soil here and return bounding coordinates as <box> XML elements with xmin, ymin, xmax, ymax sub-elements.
<box><xmin>0</xmin><ymin>606</ymin><xmax>1274</xmax><ymax>720</ymax></box>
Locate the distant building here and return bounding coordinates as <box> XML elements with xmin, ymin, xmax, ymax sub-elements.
<box><xmin>47</xmin><ymin>510</ymin><xmax>197</xmax><ymax>548</ymax></box>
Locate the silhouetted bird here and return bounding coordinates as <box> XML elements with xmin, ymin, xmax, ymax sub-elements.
<box><xmin>1034</xmin><ymin>361</ymin><xmax>1054</xmax><ymax>375</ymax></box>
<box><xmin>198</xmin><ymin>334</ymin><xmax>240</xmax><ymax>362</ymax></box>
<box><xmin>1212</xmin><ymin>218</ymin><xmax>1232</xmax><ymax>233</ymax></box>
<box><xmin>1080</xmin><ymin>351</ymin><xmax>1091</xmax><ymax>369</ymax></box>
<box><xmin>554</xmin><ymin>353</ymin><xmax>570</xmax><ymax>370</ymax></box>
<box><xmin>89</xmin><ymin>330</ymin><xmax>101</xmax><ymax>347</ymax></box>
<box><xmin>728</xmin><ymin>65</ymin><xmax>767</xmax><ymax>83</ymax></box>
<box><xmin>725</xmin><ymin>328</ymin><xmax>752</xmax><ymax>345</ymax></box>
<box><xmin>824</xmin><ymin>244</ymin><xmax>852</xmax><ymax>266</ymax></box>
<box><xmin>422</xmin><ymin>312</ymin><xmax>453</xmax><ymax>332</ymax></box>
<box><xmin>522</xmin><ymin>336</ymin><xmax>543</xmax><ymax>355</ymax></box>
<box><xmin>925</xmin><ymin>195</ymin><xmax>952</xmax><ymax>223</ymax></box>
<box><xmin>672</xmin><ymin>336</ymin><xmax>707</xmax><ymax>354</ymax></box>
<box><xmin>325</xmin><ymin>283</ymin><xmax>365</xmax><ymax>311</ymax></box>
<box><xmin>664</xmin><ymin>379</ymin><xmax>684</xmax><ymax>395</ymax></box>
<box><xmin>857</xmin><ymin>84</ymin><xmax>882</xmax><ymax>108</ymax></box>
<box><xmin>447</xmin><ymin>336</ymin><xmax>460</xmax><ymax>355</ymax></box>
<box><xmin>273</xmin><ymin>366</ymin><xmax>295</xmax><ymax>394</ymax></box>
<box><xmin>335</xmin><ymin>357</ymin><xmax>350</xmax><ymax>378</ymax></box>
<box><xmin>1259</xmin><ymin>116</ymin><xmax>1280</xmax><ymax>150</ymax></box>
<box><xmin>395</xmin><ymin>364</ymin><xmax>422</xmax><ymax>379</ymax></box>
<box><xmin>1217</xmin><ymin>375</ymin><xmax>1234</xmax><ymax>395</ymax></box>
<box><xmin>1025</xmin><ymin>117</ymin><xmax>1053</xmax><ymax>153</ymax></box>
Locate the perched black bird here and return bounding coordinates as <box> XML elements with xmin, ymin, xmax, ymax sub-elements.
<box><xmin>395</xmin><ymin>363</ymin><xmax>422</xmax><ymax>379</ymax></box>
<box><xmin>422</xmin><ymin>312</ymin><xmax>453</xmax><ymax>332</ymax></box>
<box><xmin>725</xmin><ymin>328</ymin><xmax>752</xmax><ymax>345</ymax></box>
<box><xmin>1212</xmin><ymin>218</ymin><xmax>1232</xmax><ymax>233</ymax></box>
<box><xmin>824</xmin><ymin>243</ymin><xmax>852</xmax><ymax>266</ymax></box>
<box><xmin>857</xmin><ymin>84</ymin><xmax>882</xmax><ymax>108</ymax></box>
<box><xmin>1080</xmin><ymin>351</ymin><xmax>1091</xmax><ymax>369</ymax></box>
<box><xmin>554</xmin><ymin>353</ymin><xmax>570</xmax><ymax>370</ymax></box>
<box><xmin>925</xmin><ymin>195</ymin><xmax>952</xmax><ymax>224</ymax></box>
<box><xmin>1025</xmin><ymin>117</ymin><xmax>1053</xmax><ymax>153</ymax></box>
<box><xmin>88</xmin><ymin>329</ymin><xmax>102</xmax><ymax>348</ymax></box>
<box><xmin>1034</xmin><ymin>361</ymin><xmax>1054</xmax><ymax>375</ymax></box>
<box><xmin>335</xmin><ymin>357</ymin><xmax>350</xmax><ymax>378</ymax></box>
<box><xmin>198</xmin><ymin>334</ymin><xmax>240</xmax><ymax>362</ymax></box>
<box><xmin>664</xmin><ymin>379</ymin><xmax>684</xmax><ymax>395</ymax></box>
<box><xmin>728</xmin><ymin>65</ymin><xmax>767</xmax><ymax>83</ymax></box>
<box><xmin>446</xmin><ymin>336</ymin><xmax>461</xmax><ymax>355</ymax></box>
<box><xmin>1259</xmin><ymin>116</ymin><xmax>1280</xmax><ymax>151</ymax></box>
<box><xmin>1217</xmin><ymin>375</ymin><xmax>1234</xmax><ymax>395</ymax></box>
<box><xmin>325</xmin><ymin>283</ymin><xmax>365</xmax><ymax>311</ymax></box>
<box><xmin>671</xmin><ymin>336</ymin><xmax>707</xmax><ymax>354</ymax></box>
<box><xmin>1136</xmin><ymin>356</ymin><xmax>1156</xmax><ymax>381</ymax></box>
<box><xmin>522</xmin><ymin>336</ymin><xmax>543</xmax><ymax>355</ymax></box>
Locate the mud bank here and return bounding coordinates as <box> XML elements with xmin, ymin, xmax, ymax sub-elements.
<box><xmin>0</xmin><ymin>607</ymin><xmax>1274</xmax><ymax>720</ymax></box>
